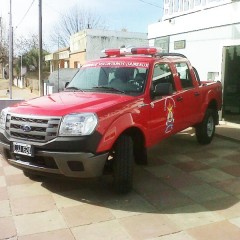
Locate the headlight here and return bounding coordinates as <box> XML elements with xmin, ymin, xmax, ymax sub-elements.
<box><xmin>59</xmin><ymin>113</ymin><xmax>98</xmax><ymax>136</ymax></box>
<box><xmin>0</xmin><ymin>108</ymin><xmax>9</xmax><ymax>129</ymax></box>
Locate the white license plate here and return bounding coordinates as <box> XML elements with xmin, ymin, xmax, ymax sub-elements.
<box><xmin>12</xmin><ymin>142</ymin><xmax>33</xmax><ymax>157</ymax></box>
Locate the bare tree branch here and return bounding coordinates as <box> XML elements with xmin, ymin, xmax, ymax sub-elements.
<box><xmin>50</xmin><ymin>6</ymin><xmax>107</xmax><ymax>48</ymax></box>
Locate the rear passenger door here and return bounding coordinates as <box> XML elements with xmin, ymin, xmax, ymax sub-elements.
<box><xmin>175</xmin><ymin>62</ymin><xmax>201</xmax><ymax>126</ymax></box>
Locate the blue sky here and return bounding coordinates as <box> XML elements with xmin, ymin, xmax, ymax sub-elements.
<box><xmin>1</xmin><ymin>0</ymin><xmax>163</xmax><ymax>50</ymax></box>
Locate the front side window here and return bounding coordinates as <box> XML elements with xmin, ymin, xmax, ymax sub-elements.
<box><xmin>66</xmin><ymin>60</ymin><xmax>149</xmax><ymax>95</ymax></box>
<box><xmin>175</xmin><ymin>62</ymin><xmax>194</xmax><ymax>89</ymax></box>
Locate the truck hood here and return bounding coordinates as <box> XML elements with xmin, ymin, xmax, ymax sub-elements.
<box><xmin>9</xmin><ymin>91</ymin><xmax>134</xmax><ymax>116</ymax></box>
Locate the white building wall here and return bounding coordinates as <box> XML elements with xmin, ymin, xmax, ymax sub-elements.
<box><xmin>70</xmin><ymin>32</ymin><xmax>87</xmax><ymax>53</ymax></box>
<box><xmin>163</xmin><ymin>0</ymin><xmax>231</xmax><ymax>20</ymax></box>
<box><xmin>148</xmin><ymin>1</ymin><xmax>240</xmax><ymax>81</ymax></box>
<box><xmin>70</xmin><ymin>29</ymin><xmax>148</xmax><ymax>62</ymax></box>
<box><xmin>85</xmin><ymin>29</ymin><xmax>148</xmax><ymax>61</ymax></box>
<box><xmin>149</xmin><ymin>2</ymin><xmax>240</xmax><ymax>39</ymax></box>
<box><xmin>168</xmin><ymin>25</ymin><xmax>236</xmax><ymax>80</ymax></box>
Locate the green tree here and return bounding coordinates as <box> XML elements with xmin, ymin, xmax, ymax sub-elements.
<box><xmin>15</xmin><ymin>34</ymin><xmax>49</xmax><ymax>72</ymax></box>
<box><xmin>0</xmin><ymin>17</ymin><xmax>9</xmax><ymax>77</ymax></box>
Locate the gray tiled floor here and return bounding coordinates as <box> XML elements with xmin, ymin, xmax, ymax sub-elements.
<box><xmin>0</xmin><ymin>128</ymin><xmax>240</xmax><ymax>239</ymax></box>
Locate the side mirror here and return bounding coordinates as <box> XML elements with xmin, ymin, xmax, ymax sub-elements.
<box><xmin>154</xmin><ymin>82</ymin><xmax>173</xmax><ymax>96</ymax></box>
<box><xmin>65</xmin><ymin>82</ymin><xmax>69</xmax><ymax>88</ymax></box>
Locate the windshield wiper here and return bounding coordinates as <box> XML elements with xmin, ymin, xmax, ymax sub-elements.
<box><xmin>93</xmin><ymin>86</ymin><xmax>125</xmax><ymax>93</ymax></box>
<box><xmin>64</xmin><ymin>86</ymin><xmax>84</xmax><ymax>92</ymax></box>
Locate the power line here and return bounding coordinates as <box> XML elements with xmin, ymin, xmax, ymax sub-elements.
<box><xmin>44</xmin><ymin>2</ymin><xmax>77</xmax><ymax>23</ymax></box>
<box><xmin>16</xmin><ymin>0</ymin><xmax>36</xmax><ymax>28</ymax></box>
<box><xmin>44</xmin><ymin>2</ymin><xmax>64</xmax><ymax>17</ymax></box>
<box><xmin>138</xmin><ymin>0</ymin><xmax>164</xmax><ymax>9</ymax></box>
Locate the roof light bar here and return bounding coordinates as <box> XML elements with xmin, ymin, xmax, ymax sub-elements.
<box><xmin>102</xmin><ymin>47</ymin><xmax>162</xmax><ymax>57</ymax></box>
<box><xmin>103</xmin><ymin>49</ymin><xmax>121</xmax><ymax>56</ymax></box>
<box><xmin>131</xmin><ymin>47</ymin><xmax>157</xmax><ymax>55</ymax></box>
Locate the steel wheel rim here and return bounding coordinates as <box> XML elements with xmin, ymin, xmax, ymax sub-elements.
<box><xmin>207</xmin><ymin>116</ymin><xmax>214</xmax><ymax>137</ymax></box>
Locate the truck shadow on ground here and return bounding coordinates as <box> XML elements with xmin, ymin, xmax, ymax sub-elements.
<box><xmin>41</xmin><ymin>129</ymin><xmax>240</xmax><ymax>215</ymax></box>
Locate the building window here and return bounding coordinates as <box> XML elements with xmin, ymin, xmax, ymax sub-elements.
<box><xmin>74</xmin><ymin>61</ymin><xmax>81</xmax><ymax>68</ymax></box>
<box><xmin>64</xmin><ymin>61</ymin><xmax>69</xmax><ymax>68</ymax></box>
<box><xmin>183</xmin><ymin>0</ymin><xmax>190</xmax><ymax>11</ymax></box>
<box><xmin>155</xmin><ymin>36</ymin><xmax>170</xmax><ymax>53</ymax></box>
<box><xmin>207</xmin><ymin>72</ymin><xmax>219</xmax><ymax>81</ymax></box>
<box><xmin>194</xmin><ymin>0</ymin><xmax>201</xmax><ymax>6</ymax></box>
<box><xmin>174</xmin><ymin>40</ymin><xmax>186</xmax><ymax>50</ymax></box>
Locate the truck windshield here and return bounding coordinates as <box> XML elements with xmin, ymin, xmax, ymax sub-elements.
<box><xmin>66</xmin><ymin>61</ymin><xmax>149</xmax><ymax>95</ymax></box>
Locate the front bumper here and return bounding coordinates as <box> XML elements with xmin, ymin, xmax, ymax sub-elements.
<box><xmin>0</xmin><ymin>140</ymin><xmax>108</xmax><ymax>178</ymax></box>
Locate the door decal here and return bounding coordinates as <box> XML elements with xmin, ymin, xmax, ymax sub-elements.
<box><xmin>164</xmin><ymin>97</ymin><xmax>176</xmax><ymax>133</ymax></box>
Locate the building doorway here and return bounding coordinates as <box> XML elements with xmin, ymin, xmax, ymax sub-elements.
<box><xmin>222</xmin><ymin>45</ymin><xmax>240</xmax><ymax>124</ymax></box>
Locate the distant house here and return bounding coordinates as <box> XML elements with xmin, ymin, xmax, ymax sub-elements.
<box><xmin>44</xmin><ymin>29</ymin><xmax>148</xmax><ymax>94</ymax></box>
<box><xmin>45</xmin><ymin>47</ymin><xmax>70</xmax><ymax>73</ymax></box>
<box><xmin>45</xmin><ymin>29</ymin><xmax>148</xmax><ymax>72</ymax></box>
<box><xmin>69</xmin><ymin>29</ymin><xmax>148</xmax><ymax>68</ymax></box>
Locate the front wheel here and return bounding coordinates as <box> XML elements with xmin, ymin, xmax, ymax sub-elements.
<box><xmin>113</xmin><ymin>134</ymin><xmax>134</xmax><ymax>194</ymax></box>
<box><xmin>195</xmin><ymin>109</ymin><xmax>216</xmax><ymax>145</ymax></box>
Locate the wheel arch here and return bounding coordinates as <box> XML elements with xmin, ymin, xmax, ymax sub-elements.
<box><xmin>96</xmin><ymin>113</ymin><xmax>147</xmax><ymax>154</ymax></box>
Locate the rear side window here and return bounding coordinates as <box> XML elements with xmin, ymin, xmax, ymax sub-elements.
<box><xmin>152</xmin><ymin>63</ymin><xmax>175</xmax><ymax>91</ymax></box>
<box><xmin>175</xmin><ymin>62</ymin><xmax>194</xmax><ymax>89</ymax></box>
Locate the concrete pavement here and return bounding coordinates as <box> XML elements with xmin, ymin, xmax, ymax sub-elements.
<box><xmin>0</xmin><ymin>127</ymin><xmax>240</xmax><ymax>240</ymax></box>
<box><xmin>1</xmin><ymin>79</ymin><xmax>240</xmax><ymax>239</ymax></box>
<box><xmin>0</xmin><ymin>81</ymin><xmax>39</xmax><ymax>100</ymax></box>
<box><xmin>216</xmin><ymin>122</ymin><xmax>240</xmax><ymax>142</ymax></box>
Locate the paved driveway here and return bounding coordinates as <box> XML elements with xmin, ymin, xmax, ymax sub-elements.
<box><xmin>1</xmin><ymin>130</ymin><xmax>240</xmax><ymax>240</ymax></box>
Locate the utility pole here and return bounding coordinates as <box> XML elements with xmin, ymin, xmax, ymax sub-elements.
<box><xmin>20</xmin><ymin>55</ymin><xmax>22</xmax><ymax>80</ymax></box>
<box><xmin>9</xmin><ymin>0</ymin><xmax>13</xmax><ymax>99</ymax></box>
<box><xmin>38</xmin><ymin>0</ymin><xmax>43</xmax><ymax>96</ymax></box>
<box><xmin>0</xmin><ymin>16</ymin><xmax>2</xmax><ymax>78</ymax></box>
<box><xmin>0</xmin><ymin>17</ymin><xmax>2</xmax><ymax>48</ymax></box>
<box><xmin>57</xmin><ymin>36</ymin><xmax>59</xmax><ymax>92</ymax></box>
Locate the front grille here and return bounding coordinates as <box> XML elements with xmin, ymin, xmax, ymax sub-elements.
<box><xmin>6</xmin><ymin>114</ymin><xmax>61</xmax><ymax>142</ymax></box>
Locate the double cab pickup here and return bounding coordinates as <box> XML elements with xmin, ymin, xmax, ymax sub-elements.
<box><xmin>0</xmin><ymin>47</ymin><xmax>222</xmax><ymax>193</ymax></box>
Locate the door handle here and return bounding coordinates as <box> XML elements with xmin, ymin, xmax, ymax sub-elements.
<box><xmin>194</xmin><ymin>92</ymin><xmax>200</xmax><ymax>96</ymax></box>
<box><xmin>176</xmin><ymin>96</ymin><xmax>183</xmax><ymax>102</ymax></box>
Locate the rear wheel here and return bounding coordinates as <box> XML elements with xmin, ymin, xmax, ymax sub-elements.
<box><xmin>195</xmin><ymin>109</ymin><xmax>215</xmax><ymax>144</ymax></box>
<box><xmin>113</xmin><ymin>134</ymin><xmax>134</xmax><ymax>193</ymax></box>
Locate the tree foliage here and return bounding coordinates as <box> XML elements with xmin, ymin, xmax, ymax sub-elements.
<box><xmin>0</xmin><ymin>17</ymin><xmax>9</xmax><ymax>65</ymax></box>
<box><xmin>50</xmin><ymin>6</ymin><xmax>107</xmax><ymax>48</ymax></box>
<box><xmin>15</xmin><ymin>34</ymin><xmax>49</xmax><ymax>72</ymax></box>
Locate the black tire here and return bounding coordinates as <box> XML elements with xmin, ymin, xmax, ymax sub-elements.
<box><xmin>113</xmin><ymin>134</ymin><xmax>134</xmax><ymax>193</ymax></box>
<box><xmin>134</xmin><ymin>145</ymin><xmax>148</xmax><ymax>165</ymax></box>
<box><xmin>195</xmin><ymin>109</ymin><xmax>216</xmax><ymax>145</ymax></box>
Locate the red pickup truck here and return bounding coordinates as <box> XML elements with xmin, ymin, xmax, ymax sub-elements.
<box><xmin>0</xmin><ymin>47</ymin><xmax>222</xmax><ymax>193</ymax></box>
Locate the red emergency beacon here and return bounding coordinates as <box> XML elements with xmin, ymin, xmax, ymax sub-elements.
<box><xmin>102</xmin><ymin>47</ymin><xmax>162</xmax><ymax>57</ymax></box>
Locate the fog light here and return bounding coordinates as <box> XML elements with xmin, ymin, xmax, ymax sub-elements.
<box><xmin>68</xmin><ymin>161</ymin><xmax>84</xmax><ymax>171</ymax></box>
